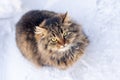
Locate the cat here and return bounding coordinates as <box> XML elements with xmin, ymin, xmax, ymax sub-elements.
<box><xmin>16</xmin><ymin>10</ymin><xmax>89</xmax><ymax>70</ymax></box>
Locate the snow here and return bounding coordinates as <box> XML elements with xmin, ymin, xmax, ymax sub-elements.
<box><xmin>0</xmin><ymin>0</ymin><xmax>120</xmax><ymax>80</ymax></box>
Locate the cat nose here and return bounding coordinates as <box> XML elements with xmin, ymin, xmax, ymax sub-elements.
<box><xmin>58</xmin><ymin>39</ymin><xmax>65</xmax><ymax>46</ymax></box>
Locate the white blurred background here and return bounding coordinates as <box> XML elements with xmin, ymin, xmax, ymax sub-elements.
<box><xmin>0</xmin><ymin>0</ymin><xmax>120</xmax><ymax>80</ymax></box>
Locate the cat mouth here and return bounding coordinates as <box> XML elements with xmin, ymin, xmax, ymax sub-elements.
<box><xmin>60</xmin><ymin>43</ymin><xmax>67</xmax><ymax>48</ymax></box>
<box><xmin>58</xmin><ymin>44</ymin><xmax>73</xmax><ymax>52</ymax></box>
<box><xmin>58</xmin><ymin>42</ymin><xmax>81</xmax><ymax>52</ymax></box>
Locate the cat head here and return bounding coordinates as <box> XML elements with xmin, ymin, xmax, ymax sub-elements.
<box><xmin>35</xmin><ymin>12</ymin><xmax>80</xmax><ymax>52</ymax></box>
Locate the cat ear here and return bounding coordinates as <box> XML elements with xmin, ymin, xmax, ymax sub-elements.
<box><xmin>62</xmin><ymin>12</ymin><xmax>71</xmax><ymax>23</ymax></box>
<box><xmin>39</xmin><ymin>20</ymin><xmax>46</xmax><ymax>27</ymax></box>
<box><xmin>35</xmin><ymin>20</ymin><xmax>47</xmax><ymax>39</ymax></box>
<box><xmin>35</xmin><ymin>26</ymin><xmax>47</xmax><ymax>38</ymax></box>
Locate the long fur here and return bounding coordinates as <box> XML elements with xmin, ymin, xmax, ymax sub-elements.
<box><xmin>16</xmin><ymin>10</ymin><xmax>89</xmax><ymax>70</ymax></box>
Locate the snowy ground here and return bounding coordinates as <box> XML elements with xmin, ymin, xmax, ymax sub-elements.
<box><xmin>0</xmin><ymin>0</ymin><xmax>120</xmax><ymax>80</ymax></box>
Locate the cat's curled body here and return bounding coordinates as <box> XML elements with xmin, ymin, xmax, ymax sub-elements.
<box><xmin>16</xmin><ymin>10</ymin><xmax>89</xmax><ymax>70</ymax></box>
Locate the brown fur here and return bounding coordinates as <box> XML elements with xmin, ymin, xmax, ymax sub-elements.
<box><xmin>16</xmin><ymin>10</ymin><xmax>89</xmax><ymax>70</ymax></box>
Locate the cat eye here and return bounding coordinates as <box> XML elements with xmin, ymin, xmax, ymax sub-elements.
<box><xmin>51</xmin><ymin>38</ymin><xmax>57</xmax><ymax>42</ymax></box>
<box><xmin>63</xmin><ymin>32</ymin><xmax>67</xmax><ymax>36</ymax></box>
<box><xmin>63</xmin><ymin>32</ymin><xmax>70</xmax><ymax>36</ymax></box>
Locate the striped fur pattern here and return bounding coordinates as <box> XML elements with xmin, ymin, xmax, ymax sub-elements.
<box><xmin>16</xmin><ymin>10</ymin><xmax>89</xmax><ymax>69</ymax></box>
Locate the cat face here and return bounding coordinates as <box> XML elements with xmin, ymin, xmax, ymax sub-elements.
<box><xmin>35</xmin><ymin>13</ymin><xmax>79</xmax><ymax>52</ymax></box>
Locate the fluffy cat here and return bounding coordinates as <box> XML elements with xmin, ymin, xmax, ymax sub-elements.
<box><xmin>16</xmin><ymin>10</ymin><xmax>89</xmax><ymax>70</ymax></box>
